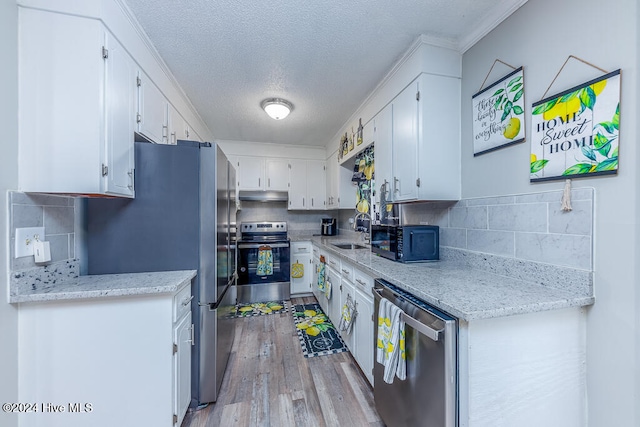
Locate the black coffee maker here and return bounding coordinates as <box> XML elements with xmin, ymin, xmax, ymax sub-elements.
<box><xmin>321</xmin><ymin>218</ymin><xmax>337</xmax><ymax>236</ymax></box>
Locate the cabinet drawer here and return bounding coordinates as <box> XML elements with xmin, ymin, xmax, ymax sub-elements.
<box><xmin>339</xmin><ymin>261</ymin><xmax>354</xmax><ymax>282</ymax></box>
<box><xmin>353</xmin><ymin>268</ymin><xmax>374</xmax><ymax>294</ymax></box>
<box><xmin>291</xmin><ymin>241</ymin><xmax>312</xmax><ymax>255</ymax></box>
<box><xmin>325</xmin><ymin>254</ymin><xmax>340</xmax><ymax>272</ymax></box>
<box><xmin>173</xmin><ymin>283</ymin><xmax>193</xmax><ymax>323</ymax></box>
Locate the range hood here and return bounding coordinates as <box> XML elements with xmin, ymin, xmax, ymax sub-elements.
<box><xmin>238</xmin><ymin>190</ymin><xmax>289</xmax><ymax>202</ymax></box>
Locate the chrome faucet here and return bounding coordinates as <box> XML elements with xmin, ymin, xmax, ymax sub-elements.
<box><xmin>352</xmin><ymin>211</ymin><xmax>372</xmax><ymax>243</ymax></box>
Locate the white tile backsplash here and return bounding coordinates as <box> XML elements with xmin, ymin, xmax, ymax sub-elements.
<box><xmin>8</xmin><ymin>191</ymin><xmax>77</xmax><ymax>271</ymax></box>
<box><xmin>398</xmin><ymin>188</ymin><xmax>594</xmax><ymax>271</ymax></box>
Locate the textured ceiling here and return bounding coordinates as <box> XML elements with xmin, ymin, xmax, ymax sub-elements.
<box><xmin>124</xmin><ymin>0</ymin><xmax>527</xmax><ymax>147</ymax></box>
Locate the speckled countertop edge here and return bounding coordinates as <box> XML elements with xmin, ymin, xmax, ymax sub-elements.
<box><xmin>292</xmin><ymin>233</ymin><xmax>594</xmax><ymax>321</ymax></box>
<box><xmin>10</xmin><ymin>270</ymin><xmax>197</xmax><ymax>303</ymax></box>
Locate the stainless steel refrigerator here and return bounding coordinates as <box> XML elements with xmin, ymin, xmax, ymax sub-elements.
<box><xmin>84</xmin><ymin>140</ymin><xmax>237</xmax><ymax>406</ymax></box>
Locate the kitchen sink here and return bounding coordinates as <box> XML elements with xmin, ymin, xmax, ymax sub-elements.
<box><xmin>332</xmin><ymin>243</ymin><xmax>369</xmax><ymax>250</ymax></box>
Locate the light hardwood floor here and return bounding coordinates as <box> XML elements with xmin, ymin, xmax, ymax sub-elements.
<box><xmin>182</xmin><ymin>296</ymin><xmax>383</xmax><ymax>427</ymax></box>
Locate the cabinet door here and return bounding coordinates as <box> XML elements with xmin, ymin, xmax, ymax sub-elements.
<box><xmin>237</xmin><ymin>156</ymin><xmax>265</xmax><ymax>190</ymax></box>
<box><xmin>354</xmin><ymin>286</ymin><xmax>374</xmax><ymax>385</ymax></box>
<box><xmin>325</xmin><ymin>152</ymin><xmax>337</xmax><ymax>208</ymax></box>
<box><xmin>103</xmin><ymin>31</ymin><xmax>135</xmax><ymax>197</ymax></box>
<box><xmin>290</xmin><ymin>243</ymin><xmax>312</xmax><ymax>294</ymax></box>
<box><xmin>174</xmin><ymin>312</ymin><xmax>192</xmax><ymax>427</ymax></box>
<box><xmin>307</xmin><ymin>160</ymin><xmax>326</xmax><ymax>210</ymax></box>
<box><xmin>392</xmin><ymin>81</ymin><xmax>419</xmax><ymax>201</ymax></box>
<box><xmin>137</xmin><ymin>72</ymin><xmax>167</xmax><ymax>144</ymax></box>
<box><xmin>168</xmin><ymin>104</ymin><xmax>188</xmax><ymax>145</ymax></box>
<box><xmin>417</xmin><ymin>73</ymin><xmax>461</xmax><ymax>201</ymax></box>
<box><xmin>265</xmin><ymin>158</ymin><xmax>289</xmax><ymax>191</ymax></box>
<box><xmin>288</xmin><ymin>160</ymin><xmax>307</xmax><ymax>209</ymax></box>
<box><xmin>326</xmin><ymin>266</ymin><xmax>342</xmax><ymax>328</ymax></box>
<box><xmin>340</xmin><ymin>279</ymin><xmax>356</xmax><ymax>351</ymax></box>
<box><xmin>374</xmin><ymin>103</ymin><xmax>393</xmax><ymax>205</ymax></box>
<box><xmin>18</xmin><ymin>9</ymin><xmax>103</xmax><ymax>194</ymax></box>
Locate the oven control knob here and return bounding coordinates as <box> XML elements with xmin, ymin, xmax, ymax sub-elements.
<box><xmin>240</xmin><ymin>267</ymin><xmax>246</xmax><ymax>272</ymax></box>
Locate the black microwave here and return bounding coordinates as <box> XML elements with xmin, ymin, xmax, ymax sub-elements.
<box><xmin>370</xmin><ymin>225</ymin><xmax>439</xmax><ymax>262</ymax></box>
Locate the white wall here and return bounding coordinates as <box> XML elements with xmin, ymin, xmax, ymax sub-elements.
<box><xmin>461</xmin><ymin>0</ymin><xmax>638</xmax><ymax>425</ymax></box>
<box><xmin>0</xmin><ymin>0</ymin><xmax>20</xmax><ymax>426</ymax></box>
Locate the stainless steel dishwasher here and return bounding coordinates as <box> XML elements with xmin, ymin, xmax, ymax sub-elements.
<box><xmin>373</xmin><ymin>278</ymin><xmax>458</xmax><ymax>427</ymax></box>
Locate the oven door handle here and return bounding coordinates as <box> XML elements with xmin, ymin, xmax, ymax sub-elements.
<box><xmin>238</xmin><ymin>242</ymin><xmax>290</xmax><ymax>249</ymax></box>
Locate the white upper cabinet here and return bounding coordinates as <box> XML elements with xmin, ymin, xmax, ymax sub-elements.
<box><xmin>326</xmin><ymin>151</ymin><xmax>356</xmax><ymax>209</ymax></box>
<box><xmin>235</xmin><ymin>156</ymin><xmax>290</xmax><ymax>192</ymax></box>
<box><xmin>265</xmin><ymin>158</ymin><xmax>289</xmax><ymax>191</ymax></box>
<box><xmin>236</xmin><ymin>156</ymin><xmax>266</xmax><ymax>190</ymax></box>
<box><xmin>288</xmin><ymin>159</ymin><xmax>326</xmax><ymax>210</ymax></box>
<box><xmin>18</xmin><ymin>8</ymin><xmax>134</xmax><ymax>197</ymax></box>
<box><xmin>168</xmin><ymin>104</ymin><xmax>188</xmax><ymax>145</ymax></box>
<box><xmin>373</xmin><ymin>103</ymin><xmax>393</xmax><ymax>207</ymax></box>
<box><xmin>288</xmin><ymin>160</ymin><xmax>307</xmax><ymax>209</ymax></box>
<box><xmin>104</xmin><ymin>31</ymin><xmax>136</xmax><ymax>196</ymax></box>
<box><xmin>392</xmin><ymin>80</ymin><xmax>420</xmax><ymax>201</ymax></box>
<box><xmin>326</xmin><ymin>152</ymin><xmax>338</xmax><ymax>208</ymax></box>
<box><xmin>416</xmin><ymin>73</ymin><xmax>461</xmax><ymax>200</ymax></box>
<box><xmin>387</xmin><ymin>73</ymin><xmax>461</xmax><ymax>202</ymax></box>
<box><xmin>306</xmin><ymin>160</ymin><xmax>327</xmax><ymax>210</ymax></box>
<box><xmin>137</xmin><ymin>72</ymin><xmax>168</xmax><ymax>144</ymax></box>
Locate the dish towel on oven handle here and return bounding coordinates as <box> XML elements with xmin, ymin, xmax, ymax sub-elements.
<box><xmin>339</xmin><ymin>292</ymin><xmax>357</xmax><ymax>334</ymax></box>
<box><xmin>376</xmin><ymin>297</ymin><xmax>406</xmax><ymax>384</ymax></box>
<box><xmin>256</xmin><ymin>246</ymin><xmax>273</xmax><ymax>276</ymax></box>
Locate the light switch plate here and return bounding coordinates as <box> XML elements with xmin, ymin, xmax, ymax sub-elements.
<box><xmin>15</xmin><ymin>227</ymin><xmax>45</xmax><ymax>258</ymax></box>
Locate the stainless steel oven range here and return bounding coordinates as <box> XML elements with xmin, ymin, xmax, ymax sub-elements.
<box><xmin>237</xmin><ymin>221</ymin><xmax>290</xmax><ymax>303</ymax></box>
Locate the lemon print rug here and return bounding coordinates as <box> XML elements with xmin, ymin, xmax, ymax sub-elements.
<box><xmin>234</xmin><ymin>301</ymin><xmax>287</xmax><ymax>318</ymax></box>
<box><xmin>292</xmin><ymin>303</ymin><xmax>347</xmax><ymax>357</ymax></box>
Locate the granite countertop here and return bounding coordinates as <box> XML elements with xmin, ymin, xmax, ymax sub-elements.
<box><xmin>10</xmin><ymin>269</ymin><xmax>197</xmax><ymax>303</ymax></box>
<box><xmin>293</xmin><ymin>232</ymin><xmax>594</xmax><ymax>322</ymax></box>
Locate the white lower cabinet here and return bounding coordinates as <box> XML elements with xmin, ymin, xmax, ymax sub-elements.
<box><xmin>173</xmin><ymin>284</ymin><xmax>193</xmax><ymax>426</ymax></box>
<box><xmin>18</xmin><ymin>283</ymin><xmax>192</xmax><ymax>427</ymax></box>
<box><xmin>290</xmin><ymin>241</ymin><xmax>313</xmax><ymax>295</ymax></box>
<box><xmin>312</xmin><ymin>244</ymin><xmax>375</xmax><ymax>386</ymax></box>
<box><xmin>326</xmin><ymin>264</ymin><xmax>342</xmax><ymax>331</ymax></box>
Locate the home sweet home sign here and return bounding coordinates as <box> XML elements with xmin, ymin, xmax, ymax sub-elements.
<box><xmin>530</xmin><ymin>69</ymin><xmax>621</xmax><ymax>182</ymax></box>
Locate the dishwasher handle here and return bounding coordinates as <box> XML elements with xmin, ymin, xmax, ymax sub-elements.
<box><xmin>373</xmin><ymin>287</ymin><xmax>442</xmax><ymax>342</ymax></box>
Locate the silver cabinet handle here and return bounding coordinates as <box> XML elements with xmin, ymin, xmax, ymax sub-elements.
<box><xmin>341</xmin><ymin>268</ymin><xmax>350</xmax><ymax>275</ymax></box>
<box><xmin>258</xmin><ymin>177</ymin><xmax>261</xmax><ymax>187</ymax></box>
<box><xmin>268</xmin><ymin>178</ymin><xmax>271</xmax><ymax>188</ymax></box>
<box><xmin>329</xmin><ymin>260</ymin><xmax>338</xmax><ymax>267</ymax></box>
<box><xmin>394</xmin><ymin>177</ymin><xmax>400</xmax><ymax>193</ymax></box>
<box><xmin>188</xmin><ymin>323</ymin><xmax>195</xmax><ymax>345</ymax></box>
<box><xmin>356</xmin><ymin>278</ymin><xmax>367</xmax><ymax>287</ymax></box>
<box><xmin>182</xmin><ymin>295</ymin><xmax>194</xmax><ymax>306</ymax></box>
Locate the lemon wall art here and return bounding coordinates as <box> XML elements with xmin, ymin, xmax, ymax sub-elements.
<box><xmin>472</xmin><ymin>67</ymin><xmax>526</xmax><ymax>156</ymax></box>
<box><xmin>530</xmin><ymin>69</ymin><xmax>621</xmax><ymax>182</ymax></box>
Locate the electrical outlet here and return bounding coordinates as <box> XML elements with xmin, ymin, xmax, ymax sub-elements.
<box><xmin>15</xmin><ymin>227</ymin><xmax>45</xmax><ymax>258</ymax></box>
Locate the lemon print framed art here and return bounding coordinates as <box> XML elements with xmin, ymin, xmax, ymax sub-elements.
<box><xmin>531</xmin><ymin>69</ymin><xmax>621</xmax><ymax>182</ymax></box>
<box><xmin>472</xmin><ymin>66</ymin><xmax>526</xmax><ymax>156</ymax></box>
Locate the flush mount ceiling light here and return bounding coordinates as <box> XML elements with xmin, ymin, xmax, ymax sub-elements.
<box><xmin>261</xmin><ymin>98</ymin><xmax>293</xmax><ymax>120</ymax></box>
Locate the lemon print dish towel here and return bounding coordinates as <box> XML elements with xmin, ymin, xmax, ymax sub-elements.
<box><xmin>376</xmin><ymin>297</ymin><xmax>406</xmax><ymax>384</ymax></box>
<box><xmin>256</xmin><ymin>245</ymin><xmax>273</xmax><ymax>276</ymax></box>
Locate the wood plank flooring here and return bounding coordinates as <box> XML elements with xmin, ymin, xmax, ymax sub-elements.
<box><xmin>182</xmin><ymin>296</ymin><xmax>383</xmax><ymax>427</ymax></box>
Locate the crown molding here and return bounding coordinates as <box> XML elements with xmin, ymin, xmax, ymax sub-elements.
<box><xmin>113</xmin><ymin>0</ymin><xmax>213</xmax><ymax>137</ymax></box>
<box><xmin>459</xmin><ymin>0</ymin><xmax>529</xmax><ymax>53</ymax></box>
